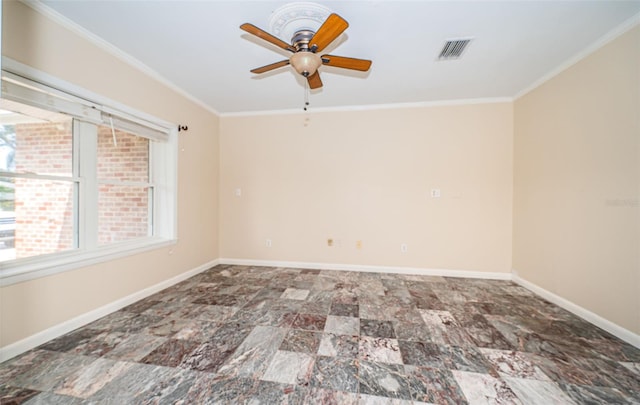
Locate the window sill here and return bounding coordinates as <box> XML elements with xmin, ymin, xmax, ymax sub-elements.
<box><xmin>0</xmin><ymin>237</ymin><xmax>177</xmax><ymax>287</ymax></box>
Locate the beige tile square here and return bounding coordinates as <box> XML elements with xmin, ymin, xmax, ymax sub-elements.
<box><xmin>280</xmin><ymin>288</ymin><xmax>310</xmax><ymax>300</ymax></box>
<box><xmin>324</xmin><ymin>315</ymin><xmax>360</xmax><ymax>336</ymax></box>
<box><xmin>261</xmin><ymin>350</ymin><xmax>314</xmax><ymax>385</ymax></box>
<box><xmin>358</xmin><ymin>336</ymin><xmax>403</xmax><ymax>365</ymax></box>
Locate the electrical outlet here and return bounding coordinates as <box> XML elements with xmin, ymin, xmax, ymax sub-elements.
<box><xmin>265</xmin><ymin>239</ymin><xmax>272</xmax><ymax>248</ymax></box>
<box><xmin>356</xmin><ymin>240</ymin><xmax>362</xmax><ymax>249</ymax></box>
<box><xmin>235</xmin><ymin>188</ymin><xmax>242</xmax><ymax>197</ymax></box>
<box><xmin>431</xmin><ymin>188</ymin><xmax>441</xmax><ymax>198</ymax></box>
<box><xmin>327</xmin><ymin>238</ymin><xmax>333</xmax><ymax>247</ymax></box>
<box><xmin>400</xmin><ymin>243</ymin><xmax>408</xmax><ymax>253</ymax></box>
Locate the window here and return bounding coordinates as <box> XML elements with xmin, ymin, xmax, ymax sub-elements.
<box><xmin>0</xmin><ymin>101</ymin><xmax>74</xmax><ymax>261</ymax></box>
<box><xmin>97</xmin><ymin>126</ymin><xmax>151</xmax><ymax>245</ymax></box>
<box><xmin>0</xmin><ymin>59</ymin><xmax>177</xmax><ymax>285</ymax></box>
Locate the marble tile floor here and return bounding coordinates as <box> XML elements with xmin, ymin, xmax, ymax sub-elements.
<box><xmin>1</xmin><ymin>265</ymin><xmax>639</xmax><ymax>404</ymax></box>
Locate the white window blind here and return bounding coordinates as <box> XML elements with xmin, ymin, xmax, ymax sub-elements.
<box><xmin>1</xmin><ymin>71</ymin><xmax>171</xmax><ymax>142</ymax></box>
<box><xmin>101</xmin><ymin>110</ymin><xmax>169</xmax><ymax>142</ymax></box>
<box><xmin>1</xmin><ymin>73</ymin><xmax>102</xmax><ymax>123</ymax></box>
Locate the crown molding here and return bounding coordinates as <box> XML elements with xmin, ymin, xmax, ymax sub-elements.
<box><xmin>19</xmin><ymin>0</ymin><xmax>221</xmax><ymax>117</ymax></box>
<box><xmin>514</xmin><ymin>11</ymin><xmax>640</xmax><ymax>100</ymax></box>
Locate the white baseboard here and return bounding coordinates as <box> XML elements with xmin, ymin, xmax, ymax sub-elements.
<box><xmin>225</xmin><ymin>259</ymin><xmax>639</xmax><ymax>348</ymax></box>
<box><xmin>5</xmin><ymin>259</ymin><xmax>636</xmax><ymax>363</ymax></box>
<box><xmin>218</xmin><ymin>258</ymin><xmax>512</xmax><ymax>280</ymax></box>
<box><xmin>0</xmin><ymin>259</ymin><xmax>219</xmax><ymax>362</ymax></box>
<box><xmin>512</xmin><ymin>273</ymin><xmax>640</xmax><ymax>349</ymax></box>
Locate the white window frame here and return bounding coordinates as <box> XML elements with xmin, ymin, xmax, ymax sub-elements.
<box><xmin>0</xmin><ymin>58</ymin><xmax>177</xmax><ymax>286</ymax></box>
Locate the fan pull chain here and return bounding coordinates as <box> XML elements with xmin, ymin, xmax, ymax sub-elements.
<box><xmin>303</xmin><ymin>79</ymin><xmax>310</xmax><ymax>111</ymax></box>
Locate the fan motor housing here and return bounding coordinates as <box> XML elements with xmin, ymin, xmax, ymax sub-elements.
<box><xmin>292</xmin><ymin>30</ymin><xmax>316</xmax><ymax>51</ymax></box>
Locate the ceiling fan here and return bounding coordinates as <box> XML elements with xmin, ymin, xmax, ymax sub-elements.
<box><xmin>240</xmin><ymin>13</ymin><xmax>372</xmax><ymax>89</ymax></box>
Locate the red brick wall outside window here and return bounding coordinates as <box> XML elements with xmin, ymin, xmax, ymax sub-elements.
<box><xmin>14</xmin><ymin>121</ymin><xmax>74</xmax><ymax>259</ymax></box>
<box><xmin>97</xmin><ymin>125</ymin><xmax>150</xmax><ymax>245</ymax></box>
<box><xmin>13</xmin><ymin>121</ymin><xmax>149</xmax><ymax>259</ymax></box>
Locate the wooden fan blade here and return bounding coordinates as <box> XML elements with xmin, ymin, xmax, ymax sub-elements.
<box><xmin>240</xmin><ymin>23</ymin><xmax>296</xmax><ymax>52</ymax></box>
<box><xmin>310</xmin><ymin>14</ymin><xmax>348</xmax><ymax>53</ymax></box>
<box><xmin>307</xmin><ymin>71</ymin><xmax>323</xmax><ymax>89</ymax></box>
<box><xmin>321</xmin><ymin>55</ymin><xmax>372</xmax><ymax>71</ymax></box>
<box><xmin>250</xmin><ymin>60</ymin><xmax>290</xmax><ymax>74</ymax></box>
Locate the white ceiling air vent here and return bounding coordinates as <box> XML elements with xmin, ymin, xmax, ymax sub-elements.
<box><xmin>437</xmin><ymin>38</ymin><xmax>473</xmax><ymax>60</ymax></box>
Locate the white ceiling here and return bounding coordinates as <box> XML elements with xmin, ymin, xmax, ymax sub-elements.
<box><xmin>39</xmin><ymin>0</ymin><xmax>640</xmax><ymax>114</ymax></box>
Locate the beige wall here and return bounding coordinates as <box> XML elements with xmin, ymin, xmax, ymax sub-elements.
<box><xmin>2</xmin><ymin>0</ymin><xmax>637</xmax><ymax>352</ymax></box>
<box><xmin>1</xmin><ymin>1</ymin><xmax>219</xmax><ymax>347</ymax></box>
<box><xmin>513</xmin><ymin>26</ymin><xmax>640</xmax><ymax>334</ymax></box>
<box><xmin>220</xmin><ymin>103</ymin><xmax>514</xmax><ymax>273</ymax></box>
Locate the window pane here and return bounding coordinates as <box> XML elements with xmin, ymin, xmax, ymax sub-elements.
<box><xmin>98</xmin><ymin>184</ymin><xmax>150</xmax><ymax>245</ymax></box>
<box><xmin>0</xmin><ymin>178</ymin><xmax>16</xmax><ymax>261</ymax></box>
<box><xmin>0</xmin><ymin>99</ymin><xmax>73</xmax><ymax>176</ymax></box>
<box><xmin>97</xmin><ymin>126</ymin><xmax>149</xmax><ymax>182</ymax></box>
<box><xmin>1</xmin><ymin>176</ymin><xmax>76</xmax><ymax>262</ymax></box>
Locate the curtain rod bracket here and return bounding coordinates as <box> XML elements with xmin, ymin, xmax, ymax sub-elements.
<box><xmin>178</xmin><ymin>125</ymin><xmax>188</xmax><ymax>132</ymax></box>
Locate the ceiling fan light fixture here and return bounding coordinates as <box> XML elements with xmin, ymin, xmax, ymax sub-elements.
<box><xmin>289</xmin><ymin>51</ymin><xmax>322</xmax><ymax>77</ymax></box>
<box><xmin>242</xmin><ymin>8</ymin><xmax>370</xmax><ymax>91</ymax></box>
